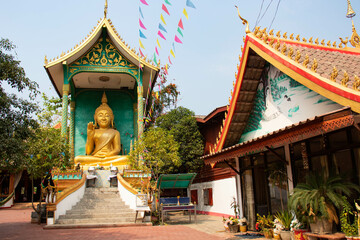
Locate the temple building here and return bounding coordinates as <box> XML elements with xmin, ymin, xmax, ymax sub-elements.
<box><xmin>193</xmin><ymin>8</ymin><xmax>360</xmax><ymax>228</ymax></box>
<box><xmin>44</xmin><ymin>9</ymin><xmax>159</xmax><ymax>168</ymax></box>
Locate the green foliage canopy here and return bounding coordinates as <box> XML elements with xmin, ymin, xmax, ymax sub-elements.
<box><xmin>129</xmin><ymin>127</ymin><xmax>180</xmax><ymax>181</ymax></box>
<box><xmin>0</xmin><ymin>38</ymin><xmax>39</xmax><ymax>172</ymax></box>
<box><xmin>156</xmin><ymin>107</ymin><xmax>204</xmax><ymax>173</ymax></box>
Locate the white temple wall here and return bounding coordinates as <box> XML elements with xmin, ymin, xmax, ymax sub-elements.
<box><xmin>190</xmin><ymin>176</ymin><xmax>237</xmax><ymax>217</ymax></box>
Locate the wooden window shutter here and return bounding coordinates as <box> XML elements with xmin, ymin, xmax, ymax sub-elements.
<box><xmin>191</xmin><ymin>189</ymin><xmax>198</xmax><ymax>204</ymax></box>
<box><xmin>208</xmin><ymin>188</ymin><xmax>213</xmax><ymax>206</ymax></box>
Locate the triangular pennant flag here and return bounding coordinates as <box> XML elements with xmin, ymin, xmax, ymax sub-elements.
<box><xmin>139</xmin><ymin>30</ymin><xmax>147</xmax><ymax>39</ymax></box>
<box><xmin>139</xmin><ymin>39</ymin><xmax>145</xmax><ymax>49</ymax></box>
<box><xmin>168</xmin><ymin>56</ymin><xmax>173</xmax><ymax>64</ymax></box>
<box><xmin>170</xmin><ymin>49</ymin><xmax>175</xmax><ymax>58</ymax></box>
<box><xmin>158</xmin><ymin>31</ymin><xmax>166</xmax><ymax>40</ymax></box>
<box><xmin>172</xmin><ymin>42</ymin><xmax>176</xmax><ymax>52</ymax></box>
<box><xmin>139</xmin><ymin>48</ymin><xmax>145</xmax><ymax>57</ymax></box>
<box><xmin>158</xmin><ymin>23</ymin><xmax>167</xmax><ymax>33</ymax></box>
<box><xmin>162</xmin><ymin>4</ymin><xmax>170</xmax><ymax>15</ymax></box>
<box><xmin>178</xmin><ymin>19</ymin><xmax>184</xmax><ymax>29</ymax></box>
<box><xmin>160</xmin><ymin>14</ymin><xmax>167</xmax><ymax>25</ymax></box>
<box><xmin>155</xmin><ymin>46</ymin><xmax>159</xmax><ymax>56</ymax></box>
<box><xmin>139</xmin><ymin>19</ymin><xmax>147</xmax><ymax>30</ymax></box>
<box><xmin>153</xmin><ymin>53</ymin><xmax>159</xmax><ymax>66</ymax></box>
<box><xmin>140</xmin><ymin>0</ymin><xmax>148</xmax><ymax>5</ymax></box>
<box><xmin>157</xmin><ymin>39</ymin><xmax>161</xmax><ymax>48</ymax></box>
<box><xmin>186</xmin><ymin>0</ymin><xmax>196</xmax><ymax>8</ymax></box>
<box><xmin>174</xmin><ymin>35</ymin><xmax>183</xmax><ymax>44</ymax></box>
<box><xmin>139</xmin><ymin>7</ymin><xmax>144</xmax><ymax>19</ymax></box>
<box><xmin>177</xmin><ymin>27</ymin><xmax>183</xmax><ymax>37</ymax></box>
<box><xmin>165</xmin><ymin>64</ymin><xmax>169</xmax><ymax>74</ymax></box>
<box><xmin>164</xmin><ymin>0</ymin><xmax>172</xmax><ymax>5</ymax></box>
<box><xmin>183</xmin><ymin>8</ymin><xmax>189</xmax><ymax>19</ymax></box>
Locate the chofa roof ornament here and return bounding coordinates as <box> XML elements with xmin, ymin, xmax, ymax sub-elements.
<box><xmin>235</xmin><ymin>5</ymin><xmax>250</xmax><ymax>34</ymax></box>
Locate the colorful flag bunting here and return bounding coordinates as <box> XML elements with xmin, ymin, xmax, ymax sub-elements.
<box><xmin>170</xmin><ymin>49</ymin><xmax>175</xmax><ymax>58</ymax></box>
<box><xmin>178</xmin><ymin>19</ymin><xmax>184</xmax><ymax>29</ymax></box>
<box><xmin>139</xmin><ymin>19</ymin><xmax>147</xmax><ymax>29</ymax></box>
<box><xmin>158</xmin><ymin>23</ymin><xmax>167</xmax><ymax>33</ymax></box>
<box><xmin>183</xmin><ymin>8</ymin><xmax>189</xmax><ymax>19</ymax></box>
<box><xmin>162</xmin><ymin>4</ymin><xmax>170</xmax><ymax>15</ymax></box>
<box><xmin>139</xmin><ymin>30</ymin><xmax>147</xmax><ymax>39</ymax></box>
<box><xmin>139</xmin><ymin>39</ymin><xmax>145</xmax><ymax>49</ymax></box>
<box><xmin>174</xmin><ymin>35</ymin><xmax>183</xmax><ymax>44</ymax></box>
<box><xmin>172</xmin><ymin>42</ymin><xmax>176</xmax><ymax>52</ymax></box>
<box><xmin>160</xmin><ymin>14</ymin><xmax>167</xmax><ymax>25</ymax></box>
<box><xmin>168</xmin><ymin>56</ymin><xmax>173</xmax><ymax>64</ymax></box>
<box><xmin>140</xmin><ymin>0</ymin><xmax>148</xmax><ymax>6</ymax></box>
<box><xmin>158</xmin><ymin>30</ymin><xmax>166</xmax><ymax>40</ymax></box>
<box><xmin>164</xmin><ymin>0</ymin><xmax>172</xmax><ymax>6</ymax></box>
<box><xmin>139</xmin><ymin>48</ymin><xmax>145</xmax><ymax>57</ymax></box>
<box><xmin>186</xmin><ymin>0</ymin><xmax>196</xmax><ymax>8</ymax></box>
<box><xmin>177</xmin><ymin>27</ymin><xmax>183</xmax><ymax>37</ymax></box>
<box><xmin>155</xmin><ymin>46</ymin><xmax>159</xmax><ymax>56</ymax></box>
<box><xmin>139</xmin><ymin>7</ymin><xmax>144</xmax><ymax>18</ymax></box>
<box><xmin>156</xmin><ymin>92</ymin><xmax>159</xmax><ymax>100</ymax></box>
<box><xmin>157</xmin><ymin>39</ymin><xmax>161</xmax><ymax>48</ymax></box>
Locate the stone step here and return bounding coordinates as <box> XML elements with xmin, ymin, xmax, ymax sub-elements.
<box><xmin>59</xmin><ymin>212</ymin><xmax>135</xmax><ymax>219</ymax></box>
<box><xmin>85</xmin><ymin>188</ymin><xmax>118</xmax><ymax>192</ymax></box>
<box><xmin>57</xmin><ymin>217</ymin><xmax>135</xmax><ymax>225</ymax></box>
<box><xmin>75</xmin><ymin>198</ymin><xmax>125</xmax><ymax>202</ymax></box>
<box><xmin>73</xmin><ymin>202</ymin><xmax>129</xmax><ymax>208</ymax></box>
<box><xmin>65</xmin><ymin>209</ymin><xmax>135</xmax><ymax>216</ymax></box>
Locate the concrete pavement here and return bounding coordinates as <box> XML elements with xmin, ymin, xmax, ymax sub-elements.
<box><xmin>0</xmin><ymin>205</ymin><xmax>262</xmax><ymax>240</ymax></box>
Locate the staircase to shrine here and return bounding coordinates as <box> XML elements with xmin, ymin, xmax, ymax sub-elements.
<box><xmin>53</xmin><ymin>170</ymin><xmax>144</xmax><ymax>227</ymax></box>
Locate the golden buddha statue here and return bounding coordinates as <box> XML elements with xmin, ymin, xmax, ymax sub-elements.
<box><xmin>74</xmin><ymin>92</ymin><xmax>128</xmax><ymax>169</ymax></box>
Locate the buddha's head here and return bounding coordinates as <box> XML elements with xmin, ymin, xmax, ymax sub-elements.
<box><xmin>94</xmin><ymin>92</ymin><xmax>114</xmax><ymax>129</ymax></box>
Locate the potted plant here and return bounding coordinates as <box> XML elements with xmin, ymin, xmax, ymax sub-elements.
<box><xmin>274</xmin><ymin>209</ymin><xmax>293</xmax><ymax>240</ymax></box>
<box><xmin>341</xmin><ymin>200</ymin><xmax>358</xmax><ymax>240</ymax></box>
<box><xmin>289</xmin><ymin>172</ymin><xmax>360</xmax><ymax>234</ymax></box>
<box><xmin>239</xmin><ymin>217</ymin><xmax>247</xmax><ymax>232</ymax></box>
<box><xmin>223</xmin><ymin>216</ymin><xmax>240</xmax><ymax>233</ymax></box>
<box><xmin>256</xmin><ymin>213</ymin><xmax>274</xmax><ymax>239</ymax></box>
<box><xmin>291</xmin><ymin>211</ymin><xmax>310</xmax><ymax>240</ymax></box>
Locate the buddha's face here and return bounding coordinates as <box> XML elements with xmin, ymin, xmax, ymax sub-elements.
<box><xmin>96</xmin><ymin>109</ymin><xmax>112</xmax><ymax>129</ymax></box>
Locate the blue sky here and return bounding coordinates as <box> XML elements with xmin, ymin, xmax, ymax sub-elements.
<box><xmin>1</xmin><ymin>0</ymin><xmax>359</xmax><ymax>115</ymax></box>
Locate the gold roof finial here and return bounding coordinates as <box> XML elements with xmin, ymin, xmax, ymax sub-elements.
<box><xmin>342</xmin><ymin>71</ymin><xmax>349</xmax><ymax>87</ymax></box>
<box><xmin>235</xmin><ymin>6</ymin><xmax>250</xmax><ymax>34</ymax></box>
<box><xmin>44</xmin><ymin>55</ymin><xmax>48</xmax><ymax>65</ymax></box>
<box><xmin>104</xmin><ymin>0</ymin><xmax>108</xmax><ymax>18</ymax></box>
<box><xmin>353</xmin><ymin>75</ymin><xmax>360</xmax><ymax>91</ymax></box>
<box><xmin>347</xmin><ymin>0</ymin><xmax>356</xmax><ymax>18</ymax></box>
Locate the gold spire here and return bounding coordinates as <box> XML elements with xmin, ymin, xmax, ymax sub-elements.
<box><xmin>347</xmin><ymin>0</ymin><xmax>356</xmax><ymax>18</ymax></box>
<box><xmin>104</xmin><ymin>0</ymin><xmax>108</xmax><ymax>18</ymax></box>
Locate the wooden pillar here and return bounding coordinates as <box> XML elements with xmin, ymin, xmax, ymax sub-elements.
<box><xmin>285</xmin><ymin>144</ymin><xmax>294</xmax><ymax>192</ymax></box>
<box><xmin>235</xmin><ymin>157</ymin><xmax>244</xmax><ymax>218</ymax></box>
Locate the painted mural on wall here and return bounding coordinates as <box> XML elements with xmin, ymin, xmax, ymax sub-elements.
<box><xmin>240</xmin><ymin>64</ymin><xmax>342</xmax><ymax>143</ymax></box>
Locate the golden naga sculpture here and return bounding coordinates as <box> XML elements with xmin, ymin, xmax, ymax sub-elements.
<box><xmin>74</xmin><ymin>92</ymin><xmax>128</xmax><ymax>169</ymax></box>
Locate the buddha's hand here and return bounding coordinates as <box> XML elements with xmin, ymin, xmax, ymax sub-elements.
<box><xmin>87</xmin><ymin>122</ymin><xmax>95</xmax><ymax>138</ymax></box>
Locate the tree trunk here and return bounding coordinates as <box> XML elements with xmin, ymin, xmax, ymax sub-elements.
<box><xmin>31</xmin><ymin>176</ymin><xmax>42</xmax><ymax>224</ymax></box>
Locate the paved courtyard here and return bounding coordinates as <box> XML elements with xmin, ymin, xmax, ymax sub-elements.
<box><xmin>0</xmin><ymin>205</ymin><xmax>256</xmax><ymax>240</ymax></box>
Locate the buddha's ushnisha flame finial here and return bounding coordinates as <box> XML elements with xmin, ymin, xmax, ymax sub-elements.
<box><xmin>347</xmin><ymin>0</ymin><xmax>356</xmax><ymax>18</ymax></box>
<box><xmin>101</xmin><ymin>91</ymin><xmax>108</xmax><ymax>104</ymax></box>
<box><xmin>104</xmin><ymin>0</ymin><xmax>108</xmax><ymax>18</ymax></box>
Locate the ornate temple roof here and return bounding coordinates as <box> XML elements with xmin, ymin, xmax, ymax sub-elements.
<box><xmin>210</xmin><ymin>16</ymin><xmax>360</xmax><ymax>154</ymax></box>
<box><xmin>44</xmin><ymin>17</ymin><xmax>159</xmax><ymax>97</ymax></box>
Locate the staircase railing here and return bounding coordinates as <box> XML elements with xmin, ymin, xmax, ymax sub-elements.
<box><xmin>0</xmin><ymin>191</ymin><xmax>14</xmax><ymax>208</ymax></box>
<box><xmin>117</xmin><ymin>173</ymin><xmax>139</xmax><ymax>210</ymax></box>
<box><xmin>50</xmin><ymin>173</ymin><xmax>87</xmax><ymax>222</ymax></box>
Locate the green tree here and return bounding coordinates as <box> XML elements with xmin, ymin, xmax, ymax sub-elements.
<box><xmin>145</xmin><ymin>66</ymin><xmax>180</xmax><ymax>129</ymax></box>
<box><xmin>37</xmin><ymin>93</ymin><xmax>63</xmax><ymax>127</ymax></box>
<box><xmin>0</xmin><ymin>38</ymin><xmax>39</xmax><ymax>172</ymax></box>
<box><xmin>129</xmin><ymin>127</ymin><xmax>180</xmax><ymax>181</ymax></box>
<box><xmin>156</xmin><ymin>107</ymin><xmax>204</xmax><ymax>173</ymax></box>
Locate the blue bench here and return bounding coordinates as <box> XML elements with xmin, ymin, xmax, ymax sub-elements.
<box><xmin>159</xmin><ymin>197</ymin><xmax>196</xmax><ymax>224</ymax></box>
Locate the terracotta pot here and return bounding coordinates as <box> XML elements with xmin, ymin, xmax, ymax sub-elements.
<box><xmin>240</xmin><ymin>225</ymin><xmax>247</xmax><ymax>232</ymax></box>
<box><xmin>293</xmin><ymin>229</ymin><xmax>310</xmax><ymax>240</ymax></box>
<box><xmin>229</xmin><ymin>224</ymin><xmax>239</xmax><ymax>233</ymax></box>
<box><xmin>263</xmin><ymin>228</ymin><xmax>274</xmax><ymax>239</ymax></box>
<box><xmin>280</xmin><ymin>231</ymin><xmax>292</xmax><ymax>240</ymax></box>
<box><xmin>310</xmin><ymin>219</ymin><xmax>332</xmax><ymax>234</ymax></box>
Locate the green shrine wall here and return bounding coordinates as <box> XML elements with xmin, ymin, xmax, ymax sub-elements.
<box><xmin>74</xmin><ymin>90</ymin><xmax>136</xmax><ymax>157</ymax></box>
